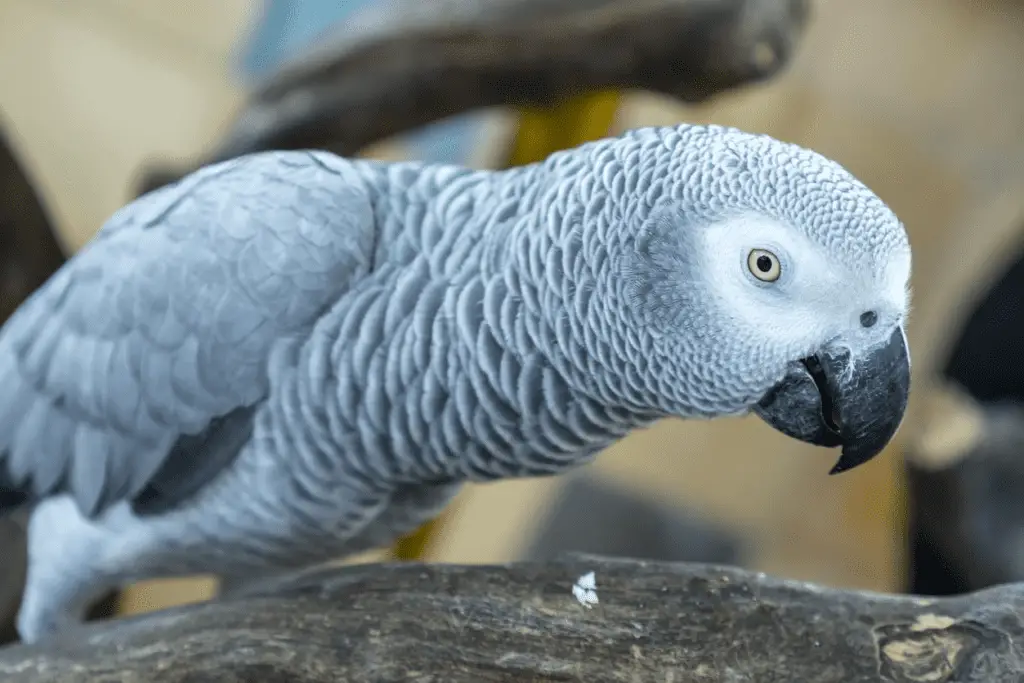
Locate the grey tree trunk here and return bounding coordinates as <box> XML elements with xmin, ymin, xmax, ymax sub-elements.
<box><xmin>0</xmin><ymin>555</ymin><xmax>1021</xmax><ymax>682</ymax></box>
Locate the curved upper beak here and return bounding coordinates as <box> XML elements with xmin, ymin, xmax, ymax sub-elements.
<box><xmin>752</xmin><ymin>327</ymin><xmax>910</xmax><ymax>474</ymax></box>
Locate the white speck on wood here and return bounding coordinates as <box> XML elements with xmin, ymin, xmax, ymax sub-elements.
<box><xmin>573</xmin><ymin>571</ymin><xmax>599</xmax><ymax>608</ymax></box>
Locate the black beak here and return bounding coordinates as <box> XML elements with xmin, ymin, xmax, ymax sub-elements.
<box><xmin>753</xmin><ymin>327</ymin><xmax>910</xmax><ymax>474</ymax></box>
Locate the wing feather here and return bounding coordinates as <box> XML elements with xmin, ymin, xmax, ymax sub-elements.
<box><xmin>0</xmin><ymin>150</ymin><xmax>377</xmax><ymax>516</ymax></box>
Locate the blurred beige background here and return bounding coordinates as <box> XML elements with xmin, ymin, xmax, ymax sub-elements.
<box><xmin>2</xmin><ymin>0</ymin><xmax>1024</xmax><ymax>617</ymax></box>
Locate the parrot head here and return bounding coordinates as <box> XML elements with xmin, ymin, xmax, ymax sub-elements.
<box><xmin>611</xmin><ymin>124</ymin><xmax>911</xmax><ymax>474</ymax></box>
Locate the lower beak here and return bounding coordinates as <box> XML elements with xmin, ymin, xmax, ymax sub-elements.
<box><xmin>753</xmin><ymin>327</ymin><xmax>911</xmax><ymax>474</ymax></box>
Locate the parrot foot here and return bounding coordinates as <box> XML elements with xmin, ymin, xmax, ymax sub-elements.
<box><xmin>17</xmin><ymin>496</ymin><xmax>120</xmax><ymax>644</ymax></box>
<box><xmin>16</xmin><ymin>589</ymin><xmax>99</xmax><ymax>645</ymax></box>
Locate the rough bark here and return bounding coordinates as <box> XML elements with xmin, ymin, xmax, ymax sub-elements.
<box><xmin>136</xmin><ymin>0</ymin><xmax>810</xmax><ymax>194</ymax></box>
<box><xmin>1</xmin><ymin>554</ymin><xmax>1023</xmax><ymax>682</ymax></box>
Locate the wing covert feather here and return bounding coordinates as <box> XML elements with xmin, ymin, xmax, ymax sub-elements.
<box><xmin>0</xmin><ymin>151</ymin><xmax>377</xmax><ymax>516</ymax></box>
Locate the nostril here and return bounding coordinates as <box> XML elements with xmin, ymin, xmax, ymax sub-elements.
<box><xmin>860</xmin><ymin>310</ymin><xmax>878</xmax><ymax>328</ymax></box>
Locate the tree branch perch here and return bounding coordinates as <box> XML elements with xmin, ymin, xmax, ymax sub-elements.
<box><xmin>137</xmin><ymin>0</ymin><xmax>810</xmax><ymax>193</ymax></box>
<box><xmin>1</xmin><ymin>555</ymin><xmax>1021</xmax><ymax>682</ymax></box>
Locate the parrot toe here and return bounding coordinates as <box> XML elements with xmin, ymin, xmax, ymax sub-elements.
<box><xmin>18</xmin><ymin>497</ymin><xmax>119</xmax><ymax>643</ymax></box>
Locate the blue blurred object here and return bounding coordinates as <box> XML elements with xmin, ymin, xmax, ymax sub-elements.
<box><xmin>238</xmin><ymin>0</ymin><xmax>490</xmax><ymax>166</ymax></box>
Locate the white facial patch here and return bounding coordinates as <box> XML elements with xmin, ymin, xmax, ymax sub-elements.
<box><xmin>698</xmin><ymin>212</ymin><xmax>912</xmax><ymax>356</ymax></box>
<box><xmin>698</xmin><ymin>214</ymin><xmax>838</xmax><ymax>353</ymax></box>
<box><xmin>882</xmin><ymin>244</ymin><xmax>913</xmax><ymax>317</ymax></box>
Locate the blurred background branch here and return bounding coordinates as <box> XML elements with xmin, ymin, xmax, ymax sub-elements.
<box><xmin>0</xmin><ymin>122</ymin><xmax>67</xmax><ymax>321</ymax></box>
<box><xmin>135</xmin><ymin>0</ymin><xmax>809</xmax><ymax>194</ymax></box>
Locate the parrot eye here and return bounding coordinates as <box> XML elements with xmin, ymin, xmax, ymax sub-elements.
<box><xmin>747</xmin><ymin>249</ymin><xmax>781</xmax><ymax>282</ymax></box>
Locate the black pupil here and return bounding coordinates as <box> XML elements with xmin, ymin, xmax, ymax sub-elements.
<box><xmin>756</xmin><ymin>255</ymin><xmax>773</xmax><ymax>273</ymax></box>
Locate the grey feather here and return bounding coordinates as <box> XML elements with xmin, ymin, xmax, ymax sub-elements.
<box><xmin>131</xmin><ymin>405</ymin><xmax>257</xmax><ymax>516</ymax></box>
<box><xmin>0</xmin><ymin>150</ymin><xmax>377</xmax><ymax>517</ymax></box>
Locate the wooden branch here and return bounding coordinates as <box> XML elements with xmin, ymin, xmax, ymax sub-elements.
<box><xmin>136</xmin><ymin>0</ymin><xmax>809</xmax><ymax>194</ymax></box>
<box><xmin>2</xmin><ymin>554</ymin><xmax>1022</xmax><ymax>682</ymax></box>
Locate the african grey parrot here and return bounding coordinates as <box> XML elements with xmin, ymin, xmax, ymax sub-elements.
<box><xmin>0</xmin><ymin>124</ymin><xmax>911</xmax><ymax>643</ymax></box>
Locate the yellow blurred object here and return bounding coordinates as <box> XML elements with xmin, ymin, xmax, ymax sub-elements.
<box><xmin>507</xmin><ymin>91</ymin><xmax>623</xmax><ymax>167</ymax></box>
<box><xmin>390</xmin><ymin>90</ymin><xmax>624</xmax><ymax>562</ymax></box>
<box><xmin>117</xmin><ymin>576</ymin><xmax>218</xmax><ymax>616</ymax></box>
<box><xmin>391</xmin><ymin>516</ymin><xmax>445</xmax><ymax>561</ymax></box>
